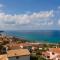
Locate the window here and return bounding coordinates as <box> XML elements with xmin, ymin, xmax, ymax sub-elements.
<box><xmin>47</xmin><ymin>56</ymin><xmax>50</xmax><ymax>58</ymax></box>
<box><xmin>52</xmin><ymin>52</ymin><xmax>55</xmax><ymax>55</ymax></box>
<box><xmin>16</xmin><ymin>56</ymin><xmax>19</xmax><ymax>59</ymax></box>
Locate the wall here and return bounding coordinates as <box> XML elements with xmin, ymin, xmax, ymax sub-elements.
<box><xmin>9</xmin><ymin>55</ymin><xmax>30</xmax><ymax>60</ymax></box>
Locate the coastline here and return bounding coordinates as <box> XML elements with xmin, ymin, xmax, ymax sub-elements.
<box><xmin>1</xmin><ymin>30</ymin><xmax>60</xmax><ymax>44</ymax></box>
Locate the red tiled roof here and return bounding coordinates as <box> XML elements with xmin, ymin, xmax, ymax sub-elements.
<box><xmin>49</xmin><ymin>48</ymin><xmax>60</xmax><ymax>53</ymax></box>
<box><xmin>7</xmin><ymin>49</ymin><xmax>30</xmax><ymax>57</ymax></box>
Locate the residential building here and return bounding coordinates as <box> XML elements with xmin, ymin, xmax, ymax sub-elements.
<box><xmin>0</xmin><ymin>49</ymin><xmax>30</xmax><ymax>60</ymax></box>
<box><xmin>42</xmin><ymin>48</ymin><xmax>60</xmax><ymax>60</ymax></box>
<box><xmin>7</xmin><ymin>49</ymin><xmax>30</xmax><ymax>60</ymax></box>
<box><xmin>0</xmin><ymin>55</ymin><xmax>8</xmax><ymax>60</ymax></box>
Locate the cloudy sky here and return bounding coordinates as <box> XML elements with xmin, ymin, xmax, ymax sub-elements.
<box><xmin>0</xmin><ymin>0</ymin><xmax>60</xmax><ymax>30</ymax></box>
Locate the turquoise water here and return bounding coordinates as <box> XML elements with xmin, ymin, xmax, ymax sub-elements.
<box><xmin>5</xmin><ymin>30</ymin><xmax>60</xmax><ymax>43</ymax></box>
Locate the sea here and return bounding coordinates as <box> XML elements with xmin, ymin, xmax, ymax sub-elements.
<box><xmin>4</xmin><ymin>30</ymin><xmax>60</xmax><ymax>43</ymax></box>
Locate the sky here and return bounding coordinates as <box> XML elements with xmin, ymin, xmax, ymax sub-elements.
<box><xmin>0</xmin><ymin>0</ymin><xmax>60</xmax><ymax>30</ymax></box>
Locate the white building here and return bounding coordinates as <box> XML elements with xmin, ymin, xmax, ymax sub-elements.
<box><xmin>42</xmin><ymin>48</ymin><xmax>60</xmax><ymax>60</ymax></box>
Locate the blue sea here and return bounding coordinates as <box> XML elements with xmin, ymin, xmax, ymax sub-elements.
<box><xmin>4</xmin><ymin>30</ymin><xmax>60</xmax><ymax>43</ymax></box>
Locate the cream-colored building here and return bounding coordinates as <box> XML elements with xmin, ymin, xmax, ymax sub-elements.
<box><xmin>0</xmin><ymin>49</ymin><xmax>30</xmax><ymax>60</ymax></box>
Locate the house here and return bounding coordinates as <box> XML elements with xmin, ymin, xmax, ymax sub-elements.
<box><xmin>0</xmin><ymin>49</ymin><xmax>30</xmax><ymax>60</ymax></box>
<box><xmin>19</xmin><ymin>43</ymin><xmax>32</xmax><ymax>51</ymax></box>
<box><xmin>0</xmin><ymin>55</ymin><xmax>8</xmax><ymax>60</ymax></box>
<box><xmin>7</xmin><ymin>49</ymin><xmax>30</xmax><ymax>60</ymax></box>
<box><xmin>7</xmin><ymin>43</ymin><xmax>21</xmax><ymax>50</ymax></box>
<box><xmin>19</xmin><ymin>43</ymin><xmax>39</xmax><ymax>51</ymax></box>
<box><xmin>8</xmin><ymin>43</ymin><xmax>32</xmax><ymax>50</ymax></box>
<box><xmin>42</xmin><ymin>48</ymin><xmax>60</xmax><ymax>60</ymax></box>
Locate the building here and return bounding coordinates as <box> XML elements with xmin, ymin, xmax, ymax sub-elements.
<box><xmin>8</xmin><ymin>43</ymin><xmax>32</xmax><ymax>50</ymax></box>
<box><xmin>42</xmin><ymin>48</ymin><xmax>60</xmax><ymax>60</ymax></box>
<box><xmin>0</xmin><ymin>55</ymin><xmax>8</xmax><ymax>60</ymax></box>
<box><xmin>0</xmin><ymin>49</ymin><xmax>30</xmax><ymax>60</ymax></box>
<box><xmin>7</xmin><ymin>49</ymin><xmax>30</xmax><ymax>60</ymax></box>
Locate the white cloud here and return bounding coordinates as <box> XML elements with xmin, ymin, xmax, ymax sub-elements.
<box><xmin>0</xmin><ymin>4</ymin><xmax>4</xmax><ymax>8</ymax></box>
<box><xmin>48</xmin><ymin>21</ymin><xmax>53</xmax><ymax>25</ymax></box>
<box><xmin>0</xmin><ymin>10</ymin><xmax>54</xmax><ymax>30</ymax></box>
<box><xmin>58</xmin><ymin>20</ymin><xmax>60</xmax><ymax>25</ymax></box>
<box><xmin>58</xmin><ymin>6</ymin><xmax>60</xmax><ymax>9</ymax></box>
